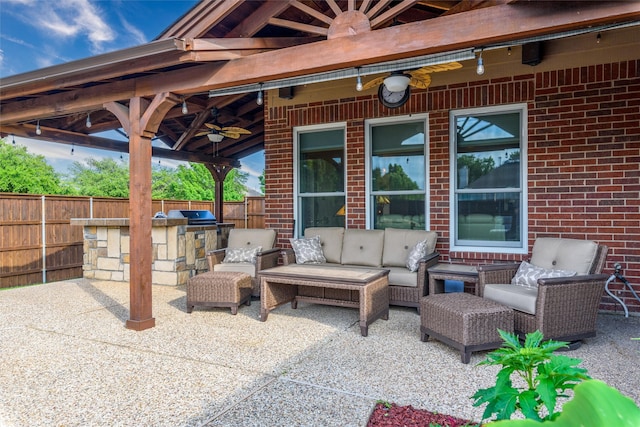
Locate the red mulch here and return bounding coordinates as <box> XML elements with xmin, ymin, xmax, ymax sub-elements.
<box><xmin>367</xmin><ymin>402</ymin><xmax>480</xmax><ymax>427</ymax></box>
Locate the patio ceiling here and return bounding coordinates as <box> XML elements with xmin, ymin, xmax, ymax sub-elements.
<box><xmin>1</xmin><ymin>0</ymin><xmax>638</xmax><ymax>165</ymax></box>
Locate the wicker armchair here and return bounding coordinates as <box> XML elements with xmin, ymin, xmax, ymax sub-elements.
<box><xmin>207</xmin><ymin>228</ymin><xmax>280</xmax><ymax>297</ymax></box>
<box><xmin>477</xmin><ymin>238</ymin><xmax>609</xmax><ymax>347</ymax></box>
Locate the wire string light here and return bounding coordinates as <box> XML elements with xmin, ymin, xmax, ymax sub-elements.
<box><xmin>71</xmin><ymin>144</ymin><xmax>75</xmax><ymax>155</ymax></box>
<box><xmin>181</xmin><ymin>98</ymin><xmax>188</xmax><ymax>114</ymax></box>
<box><xmin>355</xmin><ymin>67</ymin><xmax>363</xmax><ymax>91</ymax></box>
<box><xmin>35</xmin><ymin>120</ymin><xmax>42</xmax><ymax>135</ymax></box>
<box><xmin>256</xmin><ymin>83</ymin><xmax>264</xmax><ymax>106</ymax></box>
<box><xmin>476</xmin><ymin>50</ymin><xmax>485</xmax><ymax>75</ymax></box>
<box><xmin>86</xmin><ymin>113</ymin><xmax>92</xmax><ymax>128</ymax></box>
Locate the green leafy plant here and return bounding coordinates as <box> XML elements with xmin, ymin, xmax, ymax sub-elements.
<box><xmin>472</xmin><ymin>329</ymin><xmax>590</xmax><ymax>422</ymax></box>
<box><xmin>487</xmin><ymin>379</ymin><xmax>640</xmax><ymax>426</ymax></box>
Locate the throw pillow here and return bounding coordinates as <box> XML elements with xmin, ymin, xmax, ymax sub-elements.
<box><xmin>290</xmin><ymin>235</ymin><xmax>326</xmax><ymax>264</ymax></box>
<box><xmin>405</xmin><ymin>239</ymin><xmax>428</xmax><ymax>272</ymax></box>
<box><xmin>511</xmin><ymin>261</ymin><xmax>577</xmax><ymax>288</ymax></box>
<box><xmin>223</xmin><ymin>246</ymin><xmax>262</xmax><ymax>264</ymax></box>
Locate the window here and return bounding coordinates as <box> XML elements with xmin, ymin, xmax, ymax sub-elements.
<box><xmin>294</xmin><ymin>124</ymin><xmax>345</xmax><ymax>236</ymax></box>
<box><xmin>366</xmin><ymin>115</ymin><xmax>429</xmax><ymax>230</ymax></box>
<box><xmin>450</xmin><ymin>104</ymin><xmax>527</xmax><ymax>253</ymax></box>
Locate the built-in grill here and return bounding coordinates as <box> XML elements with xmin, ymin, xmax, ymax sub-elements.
<box><xmin>167</xmin><ymin>209</ymin><xmax>217</xmax><ymax>225</ymax></box>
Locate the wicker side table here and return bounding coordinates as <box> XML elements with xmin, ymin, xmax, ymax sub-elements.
<box><xmin>186</xmin><ymin>271</ymin><xmax>252</xmax><ymax>315</ymax></box>
<box><xmin>420</xmin><ymin>293</ymin><xmax>513</xmax><ymax>363</ymax></box>
<box><xmin>428</xmin><ymin>263</ymin><xmax>478</xmax><ymax>295</ymax></box>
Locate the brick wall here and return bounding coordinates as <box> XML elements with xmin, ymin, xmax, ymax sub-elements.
<box><xmin>264</xmin><ymin>59</ymin><xmax>640</xmax><ymax>314</ymax></box>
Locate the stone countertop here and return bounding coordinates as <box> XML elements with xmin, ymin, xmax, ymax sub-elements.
<box><xmin>70</xmin><ymin>218</ymin><xmax>189</xmax><ymax>227</ymax></box>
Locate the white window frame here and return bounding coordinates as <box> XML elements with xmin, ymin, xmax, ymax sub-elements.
<box><xmin>293</xmin><ymin>122</ymin><xmax>347</xmax><ymax>238</ymax></box>
<box><xmin>449</xmin><ymin>104</ymin><xmax>528</xmax><ymax>254</ymax></box>
<box><xmin>365</xmin><ymin>113</ymin><xmax>430</xmax><ymax>230</ymax></box>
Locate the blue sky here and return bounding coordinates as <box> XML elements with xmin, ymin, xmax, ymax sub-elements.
<box><xmin>0</xmin><ymin>0</ymin><xmax>265</xmax><ymax>193</ymax></box>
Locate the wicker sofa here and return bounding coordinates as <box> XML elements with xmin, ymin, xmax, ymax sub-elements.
<box><xmin>477</xmin><ymin>237</ymin><xmax>609</xmax><ymax>346</ymax></box>
<box><xmin>282</xmin><ymin>227</ymin><xmax>439</xmax><ymax>312</ymax></box>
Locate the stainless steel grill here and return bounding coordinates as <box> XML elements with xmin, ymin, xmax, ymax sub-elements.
<box><xmin>167</xmin><ymin>210</ymin><xmax>217</xmax><ymax>225</ymax></box>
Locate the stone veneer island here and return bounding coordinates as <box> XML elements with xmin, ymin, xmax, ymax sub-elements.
<box><xmin>70</xmin><ymin>218</ymin><xmax>234</xmax><ymax>286</ymax></box>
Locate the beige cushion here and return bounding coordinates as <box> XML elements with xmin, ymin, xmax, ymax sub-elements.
<box><xmin>213</xmin><ymin>262</ymin><xmax>256</xmax><ymax>277</ymax></box>
<box><xmin>227</xmin><ymin>229</ymin><xmax>276</xmax><ymax>250</ymax></box>
<box><xmin>383</xmin><ymin>228</ymin><xmax>437</xmax><ymax>268</ymax></box>
<box><xmin>386</xmin><ymin>267</ymin><xmax>418</xmax><ymax>288</ymax></box>
<box><xmin>304</xmin><ymin>227</ymin><xmax>344</xmax><ymax>264</ymax></box>
<box><xmin>341</xmin><ymin>229</ymin><xmax>385</xmax><ymax>267</ymax></box>
<box><xmin>530</xmin><ymin>238</ymin><xmax>598</xmax><ymax>275</ymax></box>
<box><xmin>484</xmin><ymin>283</ymin><xmax>537</xmax><ymax>315</ymax></box>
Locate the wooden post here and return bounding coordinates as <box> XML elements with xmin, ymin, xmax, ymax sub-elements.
<box><xmin>126</xmin><ymin>96</ymin><xmax>155</xmax><ymax>331</ymax></box>
<box><xmin>205</xmin><ymin>163</ymin><xmax>233</xmax><ymax>224</ymax></box>
<box><xmin>104</xmin><ymin>93</ymin><xmax>180</xmax><ymax>331</ymax></box>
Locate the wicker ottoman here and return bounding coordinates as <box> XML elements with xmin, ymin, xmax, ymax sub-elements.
<box><xmin>186</xmin><ymin>271</ymin><xmax>252</xmax><ymax>315</ymax></box>
<box><xmin>420</xmin><ymin>293</ymin><xmax>514</xmax><ymax>363</ymax></box>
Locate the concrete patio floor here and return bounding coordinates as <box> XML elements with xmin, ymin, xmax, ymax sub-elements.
<box><xmin>1</xmin><ymin>278</ymin><xmax>638</xmax><ymax>427</ymax></box>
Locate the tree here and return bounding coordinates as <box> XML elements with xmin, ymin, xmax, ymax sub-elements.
<box><xmin>66</xmin><ymin>157</ymin><xmax>130</xmax><ymax>197</ymax></box>
<box><xmin>151</xmin><ymin>163</ymin><xmax>248</xmax><ymax>201</ymax></box>
<box><xmin>372</xmin><ymin>163</ymin><xmax>419</xmax><ymax>191</ymax></box>
<box><xmin>0</xmin><ymin>140</ymin><xmax>70</xmax><ymax>195</ymax></box>
<box><xmin>258</xmin><ymin>171</ymin><xmax>265</xmax><ymax>195</ymax></box>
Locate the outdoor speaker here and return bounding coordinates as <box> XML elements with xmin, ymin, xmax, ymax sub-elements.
<box><xmin>522</xmin><ymin>42</ymin><xmax>543</xmax><ymax>66</ymax></box>
<box><xmin>279</xmin><ymin>86</ymin><xmax>294</xmax><ymax>99</ymax></box>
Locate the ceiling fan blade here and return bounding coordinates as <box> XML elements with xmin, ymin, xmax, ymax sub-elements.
<box><xmin>221</xmin><ymin>126</ymin><xmax>252</xmax><ymax>135</ymax></box>
<box><xmin>413</xmin><ymin>62</ymin><xmax>463</xmax><ymax>75</ymax></box>
<box><xmin>220</xmin><ymin>131</ymin><xmax>241</xmax><ymax>139</ymax></box>
<box><xmin>362</xmin><ymin>76</ymin><xmax>385</xmax><ymax>91</ymax></box>
<box><xmin>205</xmin><ymin>123</ymin><xmax>222</xmax><ymax>131</ymax></box>
<box><xmin>195</xmin><ymin>131</ymin><xmax>210</xmax><ymax>137</ymax></box>
<box><xmin>409</xmin><ymin>74</ymin><xmax>431</xmax><ymax>89</ymax></box>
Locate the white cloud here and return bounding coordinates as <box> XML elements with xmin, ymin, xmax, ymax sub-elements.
<box><xmin>118</xmin><ymin>14</ymin><xmax>147</xmax><ymax>46</ymax></box>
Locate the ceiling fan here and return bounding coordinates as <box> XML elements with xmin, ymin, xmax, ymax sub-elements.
<box><xmin>363</xmin><ymin>62</ymin><xmax>463</xmax><ymax>108</ymax></box>
<box><xmin>195</xmin><ymin>107</ymin><xmax>251</xmax><ymax>142</ymax></box>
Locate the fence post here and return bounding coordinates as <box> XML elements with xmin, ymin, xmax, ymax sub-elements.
<box><xmin>41</xmin><ymin>195</ymin><xmax>46</xmax><ymax>283</ymax></box>
<box><xmin>245</xmin><ymin>197</ymin><xmax>248</xmax><ymax>228</ymax></box>
<box><xmin>90</xmin><ymin>197</ymin><xmax>94</xmax><ymax>218</ymax></box>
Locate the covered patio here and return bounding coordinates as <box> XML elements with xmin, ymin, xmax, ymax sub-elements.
<box><xmin>1</xmin><ymin>278</ymin><xmax>638</xmax><ymax>426</ymax></box>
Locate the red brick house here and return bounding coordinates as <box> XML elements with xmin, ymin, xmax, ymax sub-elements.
<box><xmin>1</xmin><ymin>1</ymin><xmax>638</xmax><ymax>326</ymax></box>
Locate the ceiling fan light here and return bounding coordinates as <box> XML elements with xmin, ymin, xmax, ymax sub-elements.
<box><xmin>383</xmin><ymin>73</ymin><xmax>410</xmax><ymax>92</ymax></box>
<box><xmin>208</xmin><ymin>133</ymin><xmax>224</xmax><ymax>143</ymax></box>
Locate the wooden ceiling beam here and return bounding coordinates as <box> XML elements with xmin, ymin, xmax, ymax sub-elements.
<box><xmin>0</xmin><ymin>123</ymin><xmax>239</xmax><ymax>166</ymax></box>
<box><xmin>267</xmin><ymin>17</ymin><xmax>329</xmax><ymax>36</ymax></box>
<box><xmin>160</xmin><ymin>0</ymin><xmax>244</xmax><ymax>39</ymax></box>
<box><xmin>191</xmin><ymin>37</ymin><xmax>323</xmax><ymax>50</ymax></box>
<box><xmin>371</xmin><ymin>0</ymin><xmax>420</xmax><ymax>28</ymax></box>
<box><xmin>366</xmin><ymin>0</ymin><xmax>394</xmax><ymax>19</ymax></box>
<box><xmin>325</xmin><ymin>0</ymin><xmax>343</xmax><ymax>17</ymax></box>
<box><xmin>225</xmin><ymin>1</ymin><xmax>294</xmax><ymax>38</ymax></box>
<box><xmin>2</xmin><ymin>2</ymin><xmax>639</xmax><ymax>125</ymax></box>
<box><xmin>289</xmin><ymin>1</ymin><xmax>334</xmax><ymax>25</ymax></box>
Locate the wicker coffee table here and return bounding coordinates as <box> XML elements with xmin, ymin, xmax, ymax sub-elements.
<box><xmin>259</xmin><ymin>264</ymin><xmax>389</xmax><ymax>336</ymax></box>
<box><xmin>420</xmin><ymin>292</ymin><xmax>514</xmax><ymax>363</ymax></box>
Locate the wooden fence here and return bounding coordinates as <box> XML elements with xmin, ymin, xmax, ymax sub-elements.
<box><xmin>0</xmin><ymin>193</ymin><xmax>264</xmax><ymax>288</ymax></box>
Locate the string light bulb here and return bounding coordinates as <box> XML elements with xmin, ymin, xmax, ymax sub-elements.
<box><xmin>12</xmin><ymin>134</ymin><xmax>16</xmax><ymax>145</ymax></box>
<box><xmin>181</xmin><ymin>99</ymin><xmax>188</xmax><ymax>114</ymax></box>
<box><xmin>256</xmin><ymin>83</ymin><xmax>263</xmax><ymax>106</ymax></box>
<box><xmin>356</xmin><ymin>67</ymin><xmax>363</xmax><ymax>91</ymax></box>
<box><xmin>71</xmin><ymin>144</ymin><xmax>75</xmax><ymax>155</ymax></box>
<box><xmin>86</xmin><ymin>113</ymin><xmax>92</xmax><ymax>128</ymax></box>
<box><xmin>596</xmin><ymin>33</ymin><xmax>601</xmax><ymax>44</ymax></box>
<box><xmin>507</xmin><ymin>47</ymin><xmax>512</xmax><ymax>56</ymax></box>
<box><xmin>35</xmin><ymin>120</ymin><xmax>42</xmax><ymax>135</ymax></box>
<box><xmin>476</xmin><ymin>50</ymin><xmax>485</xmax><ymax>75</ymax></box>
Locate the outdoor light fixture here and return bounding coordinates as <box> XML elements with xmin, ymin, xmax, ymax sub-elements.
<box><xmin>256</xmin><ymin>83</ymin><xmax>263</xmax><ymax>106</ymax></box>
<box><xmin>181</xmin><ymin>99</ymin><xmax>188</xmax><ymax>114</ymax></box>
<box><xmin>507</xmin><ymin>47</ymin><xmax>512</xmax><ymax>56</ymax></box>
<box><xmin>207</xmin><ymin>133</ymin><xmax>224</xmax><ymax>143</ymax></box>
<box><xmin>35</xmin><ymin>120</ymin><xmax>42</xmax><ymax>135</ymax></box>
<box><xmin>86</xmin><ymin>113</ymin><xmax>92</xmax><ymax>128</ymax></box>
<box><xmin>355</xmin><ymin>67</ymin><xmax>363</xmax><ymax>91</ymax></box>
<box><xmin>12</xmin><ymin>134</ymin><xmax>16</xmax><ymax>145</ymax></box>
<box><xmin>71</xmin><ymin>144</ymin><xmax>75</xmax><ymax>155</ymax></box>
<box><xmin>596</xmin><ymin>33</ymin><xmax>601</xmax><ymax>44</ymax></box>
<box><xmin>476</xmin><ymin>50</ymin><xmax>485</xmax><ymax>75</ymax></box>
<box><xmin>383</xmin><ymin>71</ymin><xmax>410</xmax><ymax>92</ymax></box>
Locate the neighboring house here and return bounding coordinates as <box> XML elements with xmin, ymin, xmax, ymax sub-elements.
<box><xmin>0</xmin><ymin>1</ymin><xmax>638</xmax><ymax>324</ymax></box>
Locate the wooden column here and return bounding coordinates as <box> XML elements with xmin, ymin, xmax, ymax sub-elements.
<box><xmin>205</xmin><ymin>163</ymin><xmax>233</xmax><ymax>223</ymax></box>
<box><xmin>126</xmin><ymin>97</ymin><xmax>155</xmax><ymax>331</ymax></box>
<box><xmin>104</xmin><ymin>93</ymin><xmax>180</xmax><ymax>331</ymax></box>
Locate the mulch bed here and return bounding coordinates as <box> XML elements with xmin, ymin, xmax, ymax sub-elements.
<box><xmin>367</xmin><ymin>402</ymin><xmax>480</xmax><ymax>427</ymax></box>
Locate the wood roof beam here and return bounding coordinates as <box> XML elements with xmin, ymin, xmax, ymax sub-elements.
<box><xmin>267</xmin><ymin>17</ymin><xmax>329</xmax><ymax>36</ymax></box>
<box><xmin>191</xmin><ymin>37</ymin><xmax>323</xmax><ymax>50</ymax></box>
<box><xmin>289</xmin><ymin>1</ymin><xmax>334</xmax><ymax>25</ymax></box>
<box><xmin>371</xmin><ymin>0</ymin><xmax>420</xmax><ymax>29</ymax></box>
<box><xmin>2</xmin><ymin>2</ymin><xmax>639</xmax><ymax>125</ymax></box>
<box><xmin>225</xmin><ymin>1</ymin><xmax>294</xmax><ymax>38</ymax></box>
<box><xmin>159</xmin><ymin>0</ymin><xmax>244</xmax><ymax>39</ymax></box>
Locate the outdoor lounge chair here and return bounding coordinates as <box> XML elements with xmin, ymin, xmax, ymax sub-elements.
<box><xmin>207</xmin><ymin>228</ymin><xmax>280</xmax><ymax>297</ymax></box>
<box><xmin>477</xmin><ymin>237</ymin><xmax>609</xmax><ymax>348</ymax></box>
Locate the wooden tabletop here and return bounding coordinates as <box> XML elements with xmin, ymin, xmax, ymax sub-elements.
<box><xmin>260</xmin><ymin>264</ymin><xmax>389</xmax><ymax>283</ymax></box>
